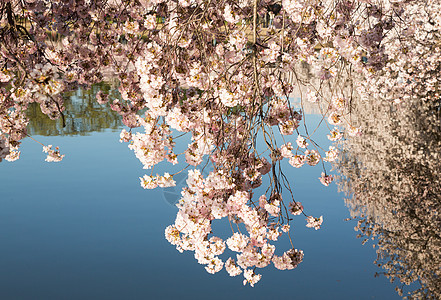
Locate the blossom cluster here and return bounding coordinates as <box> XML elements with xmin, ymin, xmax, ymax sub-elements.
<box><xmin>164</xmin><ymin>169</ymin><xmax>307</xmax><ymax>284</ymax></box>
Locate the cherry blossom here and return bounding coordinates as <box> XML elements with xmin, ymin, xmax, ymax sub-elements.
<box><xmin>306</xmin><ymin>216</ymin><xmax>324</xmax><ymax>230</ymax></box>
<box><xmin>42</xmin><ymin>145</ymin><xmax>65</xmax><ymax>162</ymax></box>
<box><xmin>2</xmin><ymin>0</ymin><xmax>436</xmax><ymax>288</ymax></box>
<box><xmin>319</xmin><ymin>173</ymin><xmax>334</xmax><ymax>187</ymax></box>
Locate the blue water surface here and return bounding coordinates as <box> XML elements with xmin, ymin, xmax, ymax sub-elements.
<box><xmin>0</xmin><ymin>97</ymin><xmax>400</xmax><ymax>299</ymax></box>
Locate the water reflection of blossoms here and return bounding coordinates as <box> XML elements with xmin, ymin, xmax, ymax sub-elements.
<box><xmin>336</xmin><ymin>95</ymin><xmax>441</xmax><ymax>299</ymax></box>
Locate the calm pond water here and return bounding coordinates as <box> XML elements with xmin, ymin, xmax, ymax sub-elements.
<box><xmin>1</xmin><ymin>85</ymin><xmax>438</xmax><ymax>299</ymax></box>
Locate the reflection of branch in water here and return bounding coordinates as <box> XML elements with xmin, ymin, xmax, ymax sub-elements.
<box><xmin>26</xmin><ymin>83</ymin><xmax>122</xmax><ymax>136</ymax></box>
<box><xmin>336</xmin><ymin>94</ymin><xmax>441</xmax><ymax>299</ymax></box>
